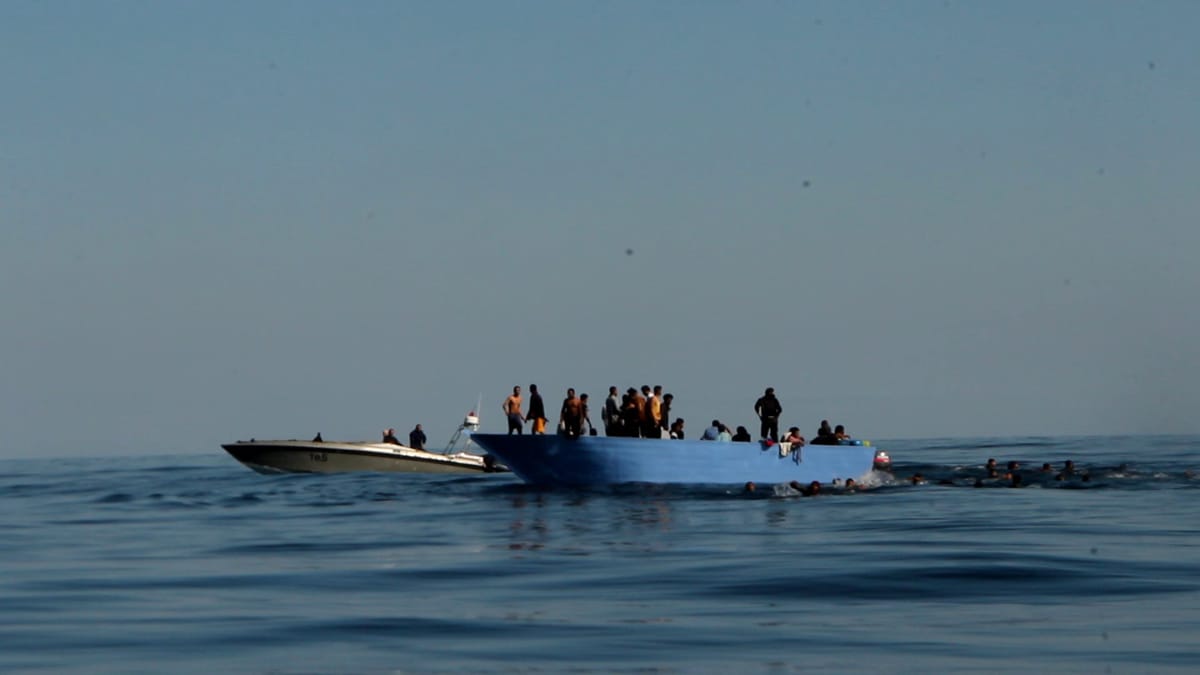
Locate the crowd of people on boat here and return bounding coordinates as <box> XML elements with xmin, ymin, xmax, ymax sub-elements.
<box><xmin>499</xmin><ymin>383</ymin><xmax>856</xmax><ymax>445</ymax></box>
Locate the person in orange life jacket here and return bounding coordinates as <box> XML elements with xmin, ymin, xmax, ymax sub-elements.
<box><xmin>527</xmin><ymin>384</ymin><xmax>548</xmax><ymax>435</ymax></box>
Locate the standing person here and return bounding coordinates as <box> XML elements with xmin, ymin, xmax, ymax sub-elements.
<box><xmin>560</xmin><ymin>388</ymin><xmax>584</xmax><ymax>437</ymax></box>
<box><xmin>754</xmin><ymin>387</ymin><xmax>783</xmax><ymax>441</ymax></box>
<box><xmin>579</xmin><ymin>393</ymin><xmax>594</xmax><ymax>435</ymax></box>
<box><xmin>604</xmin><ymin>386</ymin><xmax>622</xmax><ymax>436</ymax></box>
<box><xmin>621</xmin><ymin>389</ymin><xmax>640</xmax><ymax>437</ymax></box>
<box><xmin>659</xmin><ymin>392</ymin><xmax>673</xmax><ymax>435</ymax></box>
<box><xmin>633</xmin><ymin>386</ymin><xmax>648</xmax><ymax>437</ymax></box>
<box><xmin>502</xmin><ymin>385</ymin><xmax>524</xmax><ymax>435</ymax></box>
<box><xmin>528</xmin><ymin>384</ymin><xmax>548</xmax><ymax>435</ymax></box>
<box><xmin>408</xmin><ymin>424</ymin><xmax>427</xmax><ymax>450</ymax></box>
<box><xmin>644</xmin><ymin>385</ymin><xmax>663</xmax><ymax>438</ymax></box>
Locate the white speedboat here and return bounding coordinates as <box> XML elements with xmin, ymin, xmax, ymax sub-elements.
<box><xmin>222</xmin><ymin>413</ymin><xmax>505</xmax><ymax>475</ymax></box>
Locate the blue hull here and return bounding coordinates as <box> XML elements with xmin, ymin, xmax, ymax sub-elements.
<box><xmin>469</xmin><ymin>434</ymin><xmax>888</xmax><ymax>487</ymax></box>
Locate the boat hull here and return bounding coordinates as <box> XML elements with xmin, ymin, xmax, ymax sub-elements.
<box><xmin>469</xmin><ymin>434</ymin><xmax>886</xmax><ymax>487</ymax></box>
<box><xmin>221</xmin><ymin>440</ymin><xmax>500</xmax><ymax>475</ymax></box>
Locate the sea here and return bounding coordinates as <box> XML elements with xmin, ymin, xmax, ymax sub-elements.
<box><xmin>2</xmin><ymin>435</ymin><xmax>1199</xmax><ymax>674</ymax></box>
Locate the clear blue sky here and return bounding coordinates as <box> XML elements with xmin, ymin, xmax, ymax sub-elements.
<box><xmin>3</xmin><ymin>1</ymin><xmax>1198</xmax><ymax>457</ymax></box>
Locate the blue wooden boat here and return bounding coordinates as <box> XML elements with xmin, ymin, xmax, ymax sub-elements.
<box><xmin>468</xmin><ymin>433</ymin><xmax>891</xmax><ymax>487</ymax></box>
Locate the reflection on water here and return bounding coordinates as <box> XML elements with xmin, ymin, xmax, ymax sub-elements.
<box><xmin>506</xmin><ymin>493</ymin><xmax>548</xmax><ymax>552</ymax></box>
<box><xmin>502</xmin><ymin>490</ymin><xmax>678</xmax><ymax>553</ymax></box>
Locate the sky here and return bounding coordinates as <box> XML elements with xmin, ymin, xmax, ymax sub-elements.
<box><xmin>2</xmin><ymin>1</ymin><xmax>1198</xmax><ymax>458</ymax></box>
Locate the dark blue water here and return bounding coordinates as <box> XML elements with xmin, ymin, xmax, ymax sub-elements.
<box><xmin>3</xmin><ymin>436</ymin><xmax>1199</xmax><ymax>673</ymax></box>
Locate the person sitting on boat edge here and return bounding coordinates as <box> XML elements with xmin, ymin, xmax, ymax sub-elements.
<box><xmin>669</xmin><ymin>418</ymin><xmax>686</xmax><ymax>439</ymax></box>
<box><xmin>701</xmin><ymin>420</ymin><xmax>721</xmax><ymax>441</ymax></box>
<box><xmin>409</xmin><ymin>424</ymin><xmax>426</xmax><ymax>450</ymax></box>
<box><xmin>811</xmin><ymin>420</ymin><xmax>837</xmax><ymax>445</ymax></box>
<box><xmin>382</xmin><ymin>428</ymin><xmax>401</xmax><ymax>445</ymax></box>
<box><xmin>783</xmin><ymin>426</ymin><xmax>806</xmax><ymax>446</ymax></box>
<box><xmin>732</xmin><ymin>425</ymin><xmax>753</xmax><ymax>442</ymax></box>
<box><xmin>717</xmin><ymin>424</ymin><xmax>733</xmax><ymax>442</ymax></box>
<box><xmin>834</xmin><ymin>424</ymin><xmax>850</xmax><ymax>441</ymax></box>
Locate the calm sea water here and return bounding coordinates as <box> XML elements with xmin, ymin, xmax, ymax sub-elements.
<box><xmin>2</xmin><ymin>435</ymin><xmax>1199</xmax><ymax>674</ymax></box>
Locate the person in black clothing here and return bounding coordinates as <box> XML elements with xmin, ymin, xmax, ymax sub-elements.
<box><xmin>604</xmin><ymin>386</ymin><xmax>622</xmax><ymax>436</ymax></box>
<box><xmin>382</xmin><ymin>428</ymin><xmax>401</xmax><ymax>445</ymax></box>
<box><xmin>409</xmin><ymin>424</ymin><xmax>426</xmax><ymax>450</ymax></box>
<box><xmin>815</xmin><ymin>420</ymin><xmax>832</xmax><ymax>439</ymax></box>
<box><xmin>659</xmin><ymin>393</ymin><xmax>674</xmax><ymax>435</ymax></box>
<box><xmin>528</xmin><ymin>384</ymin><xmax>548</xmax><ymax>435</ymax></box>
<box><xmin>753</xmin><ymin>387</ymin><xmax>782</xmax><ymax>441</ymax></box>
<box><xmin>621</xmin><ymin>388</ymin><xmax>640</xmax><ymax>437</ymax></box>
<box><xmin>811</xmin><ymin>420</ymin><xmax>837</xmax><ymax>445</ymax></box>
<box><xmin>732</xmin><ymin>426</ymin><xmax>752</xmax><ymax>442</ymax></box>
<box><xmin>669</xmin><ymin>418</ymin><xmax>686</xmax><ymax>439</ymax></box>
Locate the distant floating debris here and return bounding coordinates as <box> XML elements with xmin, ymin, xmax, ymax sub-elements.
<box><xmin>625</xmin><ymin>248</ymin><xmax>634</xmax><ymax>256</ymax></box>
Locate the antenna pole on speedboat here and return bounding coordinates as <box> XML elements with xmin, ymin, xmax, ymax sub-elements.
<box><xmin>442</xmin><ymin>405</ymin><xmax>481</xmax><ymax>455</ymax></box>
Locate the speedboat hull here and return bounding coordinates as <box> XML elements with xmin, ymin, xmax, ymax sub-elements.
<box><xmin>221</xmin><ymin>440</ymin><xmax>502</xmax><ymax>475</ymax></box>
<box><xmin>468</xmin><ymin>434</ymin><xmax>889</xmax><ymax>487</ymax></box>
